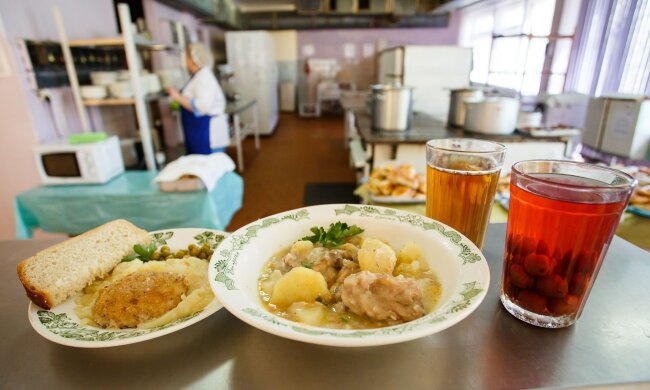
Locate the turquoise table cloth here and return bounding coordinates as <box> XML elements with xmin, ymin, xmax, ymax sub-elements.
<box><xmin>15</xmin><ymin>171</ymin><xmax>243</xmax><ymax>239</ymax></box>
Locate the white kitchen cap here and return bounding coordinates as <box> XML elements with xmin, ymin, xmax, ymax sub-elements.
<box><xmin>187</xmin><ymin>42</ymin><xmax>214</xmax><ymax>69</ymax></box>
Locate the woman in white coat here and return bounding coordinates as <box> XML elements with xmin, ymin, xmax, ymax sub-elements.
<box><xmin>167</xmin><ymin>43</ymin><xmax>229</xmax><ymax>154</ymax></box>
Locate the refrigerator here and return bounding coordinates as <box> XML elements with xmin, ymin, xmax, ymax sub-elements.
<box><xmin>377</xmin><ymin>46</ymin><xmax>473</xmax><ymax>121</ymax></box>
<box><xmin>226</xmin><ymin>31</ymin><xmax>279</xmax><ymax>135</ymax></box>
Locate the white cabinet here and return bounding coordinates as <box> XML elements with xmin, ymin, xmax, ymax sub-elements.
<box><xmin>583</xmin><ymin>96</ymin><xmax>650</xmax><ymax>159</ymax></box>
<box><xmin>280</xmin><ymin>81</ymin><xmax>296</xmax><ymax>112</ymax></box>
<box><xmin>226</xmin><ymin>31</ymin><xmax>279</xmax><ymax>135</ymax></box>
<box><xmin>601</xmin><ymin>99</ymin><xmax>650</xmax><ymax>159</ymax></box>
<box><xmin>582</xmin><ymin>97</ymin><xmax>608</xmax><ymax>150</ymax></box>
<box><xmin>378</xmin><ymin>46</ymin><xmax>472</xmax><ymax>121</ymax></box>
<box><xmin>378</xmin><ymin>47</ymin><xmax>403</xmax><ymax>85</ymax></box>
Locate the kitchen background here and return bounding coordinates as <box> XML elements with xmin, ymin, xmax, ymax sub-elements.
<box><xmin>0</xmin><ymin>0</ymin><xmax>648</xmax><ymax>240</ymax></box>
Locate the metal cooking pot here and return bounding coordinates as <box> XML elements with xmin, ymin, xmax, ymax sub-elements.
<box><xmin>464</xmin><ymin>97</ymin><xmax>520</xmax><ymax>135</ymax></box>
<box><xmin>369</xmin><ymin>84</ymin><xmax>413</xmax><ymax>131</ymax></box>
<box><xmin>448</xmin><ymin>88</ymin><xmax>484</xmax><ymax>127</ymax></box>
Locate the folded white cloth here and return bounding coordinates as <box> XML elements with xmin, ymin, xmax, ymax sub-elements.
<box><xmin>153</xmin><ymin>153</ymin><xmax>236</xmax><ymax>191</ymax></box>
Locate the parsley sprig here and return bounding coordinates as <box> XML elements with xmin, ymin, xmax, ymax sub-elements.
<box><xmin>301</xmin><ymin>222</ymin><xmax>364</xmax><ymax>248</ymax></box>
<box><xmin>122</xmin><ymin>243</ymin><xmax>158</xmax><ymax>262</ymax></box>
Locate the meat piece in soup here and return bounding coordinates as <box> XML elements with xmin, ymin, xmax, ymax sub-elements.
<box><xmin>308</xmin><ymin>247</ymin><xmax>343</xmax><ymax>285</ymax></box>
<box><xmin>273</xmin><ymin>240</ymin><xmax>314</xmax><ymax>273</ymax></box>
<box><xmin>330</xmin><ymin>259</ymin><xmax>360</xmax><ymax>301</ymax></box>
<box><xmin>257</xmin><ymin>226</ymin><xmax>442</xmax><ymax>330</ymax></box>
<box><xmin>341</xmin><ymin>271</ymin><xmax>425</xmax><ymax>322</ymax></box>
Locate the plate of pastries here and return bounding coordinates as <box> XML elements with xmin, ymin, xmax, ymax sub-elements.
<box><xmin>366</xmin><ymin>164</ymin><xmax>426</xmax><ymax>204</ymax></box>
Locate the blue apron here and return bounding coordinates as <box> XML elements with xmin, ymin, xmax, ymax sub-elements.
<box><xmin>180</xmin><ymin>72</ymin><xmax>225</xmax><ymax>155</ymax></box>
<box><xmin>180</xmin><ymin>106</ymin><xmax>213</xmax><ymax>155</ymax></box>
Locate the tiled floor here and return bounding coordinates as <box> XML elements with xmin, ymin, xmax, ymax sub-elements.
<box><xmin>225</xmin><ymin>113</ymin><xmax>357</xmax><ymax>231</ymax></box>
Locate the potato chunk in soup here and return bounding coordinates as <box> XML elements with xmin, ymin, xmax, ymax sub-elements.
<box><xmin>270</xmin><ymin>267</ymin><xmax>330</xmax><ymax>308</ymax></box>
<box><xmin>358</xmin><ymin>238</ymin><xmax>397</xmax><ymax>274</ymax></box>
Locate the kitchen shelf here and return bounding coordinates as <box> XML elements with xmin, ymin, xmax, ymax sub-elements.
<box><xmin>54</xmin><ymin>4</ymin><xmax>186</xmax><ymax>171</ymax></box>
<box><xmin>82</xmin><ymin>97</ymin><xmax>135</xmax><ymax>106</ymax></box>
<box><xmin>82</xmin><ymin>93</ymin><xmax>167</xmax><ymax>106</ymax></box>
<box><xmin>68</xmin><ymin>37</ymin><xmax>124</xmax><ymax>47</ymax></box>
<box><xmin>69</xmin><ymin>37</ymin><xmax>180</xmax><ymax>51</ymax></box>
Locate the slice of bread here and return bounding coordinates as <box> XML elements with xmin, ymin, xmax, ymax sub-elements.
<box><xmin>17</xmin><ymin>219</ymin><xmax>150</xmax><ymax>309</ymax></box>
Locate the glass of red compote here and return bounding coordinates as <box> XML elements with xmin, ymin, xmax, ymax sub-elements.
<box><xmin>501</xmin><ymin>160</ymin><xmax>636</xmax><ymax>328</ymax></box>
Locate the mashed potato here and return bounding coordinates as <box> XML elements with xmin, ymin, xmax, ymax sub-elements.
<box><xmin>75</xmin><ymin>257</ymin><xmax>213</xmax><ymax>329</ymax></box>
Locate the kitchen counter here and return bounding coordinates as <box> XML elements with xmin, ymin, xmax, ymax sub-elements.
<box><xmin>352</xmin><ymin>110</ymin><xmax>575</xmax><ymax>173</ymax></box>
<box><xmin>355</xmin><ymin>110</ymin><xmax>572</xmax><ymax>145</ymax></box>
<box><xmin>2</xmin><ymin>224</ymin><xmax>649</xmax><ymax>389</ymax></box>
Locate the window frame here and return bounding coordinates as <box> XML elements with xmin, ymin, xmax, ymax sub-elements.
<box><xmin>460</xmin><ymin>0</ymin><xmax>578</xmax><ymax>96</ymax></box>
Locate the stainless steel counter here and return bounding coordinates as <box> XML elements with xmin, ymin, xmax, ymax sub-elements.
<box><xmin>2</xmin><ymin>224</ymin><xmax>649</xmax><ymax>389</ymax></box>
<box><xmin>355</xmin><ymin>111</ymin><xmax>571</xmax><ymax>145</ymax></box>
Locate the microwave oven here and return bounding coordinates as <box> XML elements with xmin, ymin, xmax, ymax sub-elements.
<box><xmin>34</xmin><ymin>136</ymin><xmax>125</xmax><ymax>185</ymax></box>
<box><xmin>583</xmin><ymin>96</ymin><xmax>650</xmax><ymax>159</ymax></box>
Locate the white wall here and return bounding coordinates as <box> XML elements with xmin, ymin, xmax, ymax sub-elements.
<box><xmin>0</xmin><ymin>14</ymin><xmax>40</xmax><ymax>240</ymax></box>
<box><xmin>270</xmin><ymin>30</ymin><xmax>298</xmax><ymax>62</ymax></box>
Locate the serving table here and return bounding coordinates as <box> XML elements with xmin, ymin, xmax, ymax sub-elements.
<box><xmin>14</xmin><ymin>171</ymin><xmax>243</xmax><ymax>239</ymax></box>
<box><xmin>2</xmin><ymin>224</ymin><xmax>649</xmax><ymax>389</ymax></box>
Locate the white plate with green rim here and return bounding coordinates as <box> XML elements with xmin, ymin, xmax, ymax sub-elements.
<box><xmin>209</xmin><ymin>204</ymin><xmax>490</xmax><ymax>347</ymax></box>
<box><xmin>369</xmin><ymin>193</ymin><xmax>426</xmax><ymax>204</ymax></box>
<box><xmin>28</xmin><ymin>228</ymin><xmax>226</xmax><ymax>348</ymax></box>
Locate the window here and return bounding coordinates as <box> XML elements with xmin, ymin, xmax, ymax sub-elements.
<box><xmin>619</xmin><ymin>0</ymin><xmax>650</xmax><ymax>94</ymax></box>
<box><xmin>566</xmin><ymin>0</ymin><xmax>650</xmax><ymax>96</ymax></box>
<box><xmin>459</xmin><ymin>0</ymin><xmax>581</xmax><ymax>96</ymax></box>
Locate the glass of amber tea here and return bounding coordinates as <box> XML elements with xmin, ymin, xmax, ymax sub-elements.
<box><xmin>501</xmin><ymin>160</ymin><xmax>636</xmax><ymax>328</ymax></box>
<box><xmin>426</xmin><ymin>139</ymin><xmax>506</xmax><ymax>249</ymax></box>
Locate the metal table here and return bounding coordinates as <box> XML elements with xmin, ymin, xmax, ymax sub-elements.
<box><xmin>354</xmin><ymin>111</ymin><xmax>576</xmax><ymax>173</ymax></box>
<box><xmin>354</xmin><ymin>111</ymin><xmax>570</xmax><ymax>145</ymax></box>
<box><xmin>226</xmin><ymin>99</ymin><xmax>259</xmax><ymax>172</ymax></box>
<box><xmin>2</xmin><ymin>224</ymin><xmax>649</xmax><ymax>389</ymax></box>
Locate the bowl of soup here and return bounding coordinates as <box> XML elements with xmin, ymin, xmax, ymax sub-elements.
<box><xmin>208</xmin><ymin>204</ymin><xmax>489</xmax><ymax>347</ymax></box>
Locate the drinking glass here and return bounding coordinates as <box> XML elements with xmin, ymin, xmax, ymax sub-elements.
<box><xmin>426</xmin><ymin>138</ymin><xmax>506</xmax><ymax>249</ymax></box>
<box><xmin>501</xmin><ymin>160</ymin><xmax>636</xmax><ymax>328</ymax></box>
